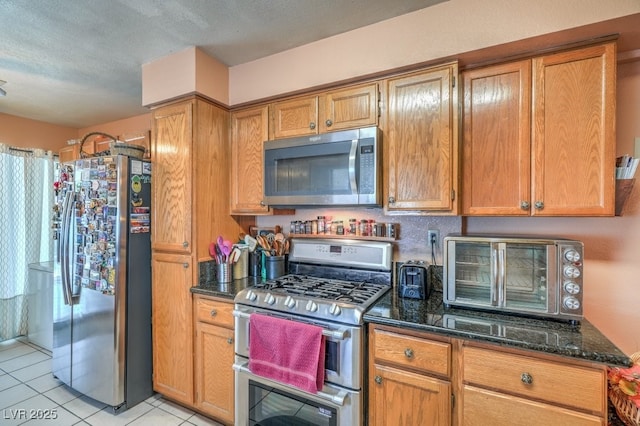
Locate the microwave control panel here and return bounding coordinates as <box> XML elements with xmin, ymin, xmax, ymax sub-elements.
<box><xmin>358</xmin><ymin>142</ymin><xmax>376</xmax><ymax>195</ymax></box>
<box><xmin>558</xmin><ymin>243</ymin><xmax>583</xmax><ymax>315</ymax></box>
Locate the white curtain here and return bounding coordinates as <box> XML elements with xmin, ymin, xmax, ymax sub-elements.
<box><xmin>0</xmin><ymin>143</ymin><xmax>55</xmax><ymax>341</ymax></box>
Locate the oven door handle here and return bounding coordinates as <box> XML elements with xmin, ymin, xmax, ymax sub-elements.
<box><xmin>233</xmin><ymin>361</ymin><xmax>349</xmax><ymax>406</ymax></box>
<box><xmin>232</xmin><ymin>309</ymin><xmax>350</xmax><ymax>340</ymax></box>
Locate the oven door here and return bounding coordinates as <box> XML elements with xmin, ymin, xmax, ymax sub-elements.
<box><xmin>233</xmin><ymin>307</ymin><xmax>362</xmax><ymax>390</ymax></box>
<box><xmin>234</xmin><ymin>359</ymin><xmax>360</xmax><ymax>426</ymax></box>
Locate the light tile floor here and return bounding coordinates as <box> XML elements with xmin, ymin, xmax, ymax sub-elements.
<box><xmin>0</xmin><ymin>337</ymin><xmax>224</xmax><ymax>426</ymax></box>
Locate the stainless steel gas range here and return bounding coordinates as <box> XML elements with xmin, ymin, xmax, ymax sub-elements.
<box><xmin>233</xmin><ymin>238</ymin><xmax>393</xmax><ymax>426</ymax></box>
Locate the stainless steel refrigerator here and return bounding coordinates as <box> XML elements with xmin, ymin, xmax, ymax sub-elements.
<box><xmin>53</xmin><ymin>155</ymin><xmax>152</xmax><ymax>412</ymax></box>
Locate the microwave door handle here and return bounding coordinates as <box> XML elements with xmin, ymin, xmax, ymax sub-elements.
<box><xmin>348</xmin><ymin>139</ymin><xmax>358</xmax><ymax>192</ymax></box>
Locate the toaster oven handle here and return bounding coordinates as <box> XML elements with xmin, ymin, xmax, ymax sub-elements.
<box><xmin>491</xmin><ymin>248</ymin><xmax>498</xmax><ymax>305</ymax></box>
<box><xmin>498</xmin><ymin>247</ymin><xmax>506</xmax><ymax>306</ymax></box>
<box><xmin>348</xmin><ymin>139</ymin><xmax>358</xmax><ymax>193</ymax></box>
<box><xmin>232</xmin><ymin>309</ymin><xmax>349</xmax><ymax>340</ymax></box>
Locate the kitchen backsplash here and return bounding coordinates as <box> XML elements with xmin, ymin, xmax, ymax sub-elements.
<box><xmin>256</xmin><ymin>207</ymin><xmax>461</xmax><ymax>266</ymax></box>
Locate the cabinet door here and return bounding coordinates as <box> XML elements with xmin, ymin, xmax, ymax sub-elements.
<box><xmin>58</xmin><ymin>145</ymin><xmax>81</xmax><ymax>164</ymax></box>
<box><xmin>230</xmin><ymin>106</ymin><xmax>270</xmax><ymax>214</ymax></box>
<box><xmin>270</xmin><ymin>96</ymin><xmax>318</xmax><ymax>139</ymax></box>
<box><xmin>531</xmin><ymin>42</ymin><xmax>615</xmax><ymax>216</ymax></box>
<box><xmin>151</xmin><ymin>252</ymin><xmax>194</xmax><ymax>406</ymax></box>
<box><xmin>386</xmin><ymin>64</ymin><xmax>458</xmax><ymax>212</ymax></box>
<box><xmin>194</xmin><ymin>321</ymin><xmax>235</xmax><ymax>424</ymax></box>
<box><xmin>319</xmin><ymin>83</ymin><xmax>378</xmax><ymax>133</ymax></box>
<box><xmin>369</xmin><ymin>364</ymin><xmax>451</xmax><ymax>426</ymax></box>
<box><xmin>461</xmin><ymin>61</ymin><xmax>532</xmax><ymax>215</ymax></box>
<box><xmin>151</xmin><ymin>101</ymin><xmax>193</xmax><ymax>253</ymax></box>
<box><xmin>463</xmin><ymin>386</ymin><xmax>603</xmax><ymax>426</ymax></box>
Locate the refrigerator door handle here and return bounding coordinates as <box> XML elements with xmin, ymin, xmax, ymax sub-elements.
<box><xmin>61</xmin><ymin>191</ymin><xmax>74</xmax><ymax>305</ymax></box>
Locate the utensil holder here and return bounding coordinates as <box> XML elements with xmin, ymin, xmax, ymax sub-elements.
<box><xmin>265</xmin><ymin>255</ymin><xmax>285</xmax><ymax>279</ymax></box>
<box><xmin>216</xmin><ymin>263</ymin><xmax>233</xmax><ymax>283</ymax></box>
<box><xmin>232</xmin><ymin>244</ymin><xmax>249</xmax><ymax>279</ymax></box>
<box><xmin>248</xmin><ymin>251</ymin><xmax>261</xmax><ymax>277</ymax></box>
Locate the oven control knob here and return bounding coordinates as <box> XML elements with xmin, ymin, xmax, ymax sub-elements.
<box><xmin>329</xmin><ymin>303</ymin><xmax>342</xmax><ymax>317</ymax></box>
<box><xmin>563</xmin><ymin>265</ymin><xmax>581</xmax><ymax>279</ymax></box>
<box><xmin>564</xmin><ymin>249</ymin><xmax>581</xmax><ymax>263</ymax></box>
<box><xmin>563</xmin><ymin>296</ymin><xmax>581</xmax><ymax>310</ymax></box>
<box><xmin>265</xmin><ymin>294</ymin><xmax>276</xmax><ymax>305</ymax></box>
<box><xmin>564</xmin><ymin>281</ymin><xmax>580</xmax><ymax>295</ymax></box>
<box><xmin>306</xmin><ymin>300</ymin><xmax>318</xmax><ymax>312</ymax></box>
<box><xmin>246</xmin><ymin>290</ymin><xmax>258</xmax><ymax>302</ymax></box>
<box><xmin>284</xmin><ymin>296</ymin><xmax>296</xmax><ymax>309</ymax></box>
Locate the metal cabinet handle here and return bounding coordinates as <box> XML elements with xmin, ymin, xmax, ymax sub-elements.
<box><xmin>309</xmin><ymin>122</ymin><xmax>316</xmax><ymax>130</ymax></box>
<box><xmin>520</xmin><ymin>201</ymin><xmax>530</xmax><ymax>210</ymax></box>
<box><xmin>404</xmin><ymin>348</ymin><xmax>414</xmax><ymax>359</ymax></box>
<box><xmin>182</xmin><ymin>263</ymin><xmax>189</xmax><ymax>268</ymax></box>
<box><xmin>374</xmin><ymin>375</ymin><xmax>382</xmax><ymax>385</ymax></box>
<box><xmin>182</xmin><ymin>241</ymin><xmax>189</xmax><ymax>248</ymax></box>
<box><xmin>260</xmin><ymin>200</ymin><xmax>266</xmax><ymax>206</ymax></box>
<box><xmin>325</xmin><ymin>119</ymin><xmax>333</xmax><ymax>127</ymax></box>
<box><xmin>521</xmin><ymin>372</ymin><xmax>533</xmax><ymax>385</ymax></box>
<box><xmin>227</xmin><ymin>338</ymin><xmax>233</xmax><ymax>344</ymax></box>
<box><xmin>210</xmin><ymin>309</ymin><xmax>217</xmax><ymax>317</ymax></box>
<box><xmin>534</xmin><ymin>201</ymin><xmax>544</xmax><ymax>210</ymax></box>
<box><xmin>388</xmin><ymin>196</ymin><xmax>395</xmax><ymax>204</ymax></box>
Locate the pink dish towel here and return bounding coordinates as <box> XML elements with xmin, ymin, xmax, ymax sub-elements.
<box><xmin>248</xmin><ymin>313</ymin><xmax>325</xmax><ymax>394</ymax></box>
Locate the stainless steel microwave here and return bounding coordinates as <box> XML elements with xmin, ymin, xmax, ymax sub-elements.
<box><xmin>443</xmin><ymin>235</ymin><xmax>584</xmax><ymax>322</ymax></box>
<box><xmin>263</xmin><ymin>126</ymin><xmax>381</xmax><ymax>207</ymax></box>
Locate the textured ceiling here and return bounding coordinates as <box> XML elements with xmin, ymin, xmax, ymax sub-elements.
<box><xmin>0</xmin><ymin>0</ymin><xmax>445</xmax><ymax>128</ymax></box>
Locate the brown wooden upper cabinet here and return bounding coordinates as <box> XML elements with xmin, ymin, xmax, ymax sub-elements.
<box><xmin>385</xmin><ymin>62</ymin><xmax>459</xmax><ymax>214</ymax></box>
<box><xmin>269</xmin><ymin>82</ymin><xmax>379</xmax><ymax>139</ymax></box>
<box><xmin>461</xmin><ymin>42</ymin><xmax>616</xmax><ymax>216</ymax></box>
<box><xmin>230</xmin><ymin>105</ymin><xmax>271</xmax><ymax>214</ymax></box>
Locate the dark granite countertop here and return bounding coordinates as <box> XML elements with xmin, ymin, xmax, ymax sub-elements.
<box><xmin>364</xmin><ymin>289</ymin><xmax>632</xmax><ymax>368</ymax></box>
<box><xmin>191</xmin><ymin>277</ymin><xmax>262</xmax><ymax>300</ymax></box>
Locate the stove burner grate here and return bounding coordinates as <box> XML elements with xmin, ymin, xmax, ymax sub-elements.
<box><xmin>255</xmin><ymin>274</ymin><xmax>387</xmax><ymax>305</ymax></box>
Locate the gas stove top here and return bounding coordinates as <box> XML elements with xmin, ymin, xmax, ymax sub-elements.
<box><xmin>234</xmin><ymin>238</ymin><xmax>394</xmax><ymax>325</ymax></box>
<box><xmin>253</xmin><ymin>274</ymin><xmax>389</xmax><ymax>305</ymax></box>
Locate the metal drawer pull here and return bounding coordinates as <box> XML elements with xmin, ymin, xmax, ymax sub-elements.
<box><xmin>227</xmin><ymin>338</ymin><xmax>233</xmax><ymax>344</ymax></box>
<box><xmin>404</xmin><ymin>348</ymin><xmax>414</xmax><ymax>358</ymax></box>
<box><xmin>374</xmin><ymin>375</ymin><xmax>382</xmax><ymax>384</ymax></box>
<box><xmin>210</xmin><ymin>309</ymin><xmax>217</xmax><ymax>317</ymax></box>
<box><xmin>521</xmin><ymin>372</ymin><xmax>533</xmax><ymax>385</ymax></box>
<box><xmin>233</xmin><ymin>362</ymin><xmax>348</xmax><ymax>406</ymax></box>
<box><xmin>232</xmin><ymin>310</ymin><xmax>349</xmax><ymax>340</ymax></box>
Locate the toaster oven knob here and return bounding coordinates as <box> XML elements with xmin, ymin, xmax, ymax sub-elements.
<box><xmin>329</xmin><ymin>303</ymin><xmax>341</xmax><ymax>317</ymax></box>
<box><xmin>265</xmin><ymin>294</ymin><xmax>276</xmax><ymax>305</ymax></box>
<box><xmin>284</xmin><ymin>296</ymin><xmax>296</xmax><ymax>309</ymax></box>
<box><xmin>563</xmin><ymin>296</ymin><xmax>581</xmax><ymax>310</ymax></box>
<box><xmin>564</xmin><ymin>249</ymin><xmax>581</xmax><ymax>263</ymax></box>
<box><xmin>563</xmin><ymin>281</ymin><xmax>580</xmax><ymax>295</ymax></box>
<box><xmin>306</xmin><ymin>300</ymin><xmax>318</xmax><ymax>312</ymax></box>
<box><xmin>563</xmin><ymin>265</ymin><xmax>581</xmax><ymax>279</ymax></box>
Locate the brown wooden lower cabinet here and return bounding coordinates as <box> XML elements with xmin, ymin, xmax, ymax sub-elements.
<box><xmin>369</xmin><ymin>363</ymin><xmax>451</xmax><ymax>425</ymax></box>
<box><xmin>463</xmin><ymin>386</ymin><xmax>603</xmax><ymax>426</ymax></box>
<box><xmin>368</xmin><ymin>324</ymin><xmax>608</xmax><ymax>426</ymax></box>
<box><xmin>193</xmin><ymin>295</ymin><xmax>235</xmax><ymax>425</ymax></box>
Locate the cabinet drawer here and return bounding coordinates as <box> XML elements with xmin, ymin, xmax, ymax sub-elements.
<box><xmin>463</xmin><ymin>346</ymin><xmax>605</xmax><ymax>414</ymax></box>
<box><xmin>194</xmin><ymin>296</ymin><xmax>234</xmax><ymax>328</ymax></box>
<box><xmin>463</xmin><ymin>385</ymin><xmax>603</xmax><ymax>426</ymax></box>
<box><xmin>372</xmin><ymin>329</ymin><xmax>450</xmax><ymax>377</ymax></box>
